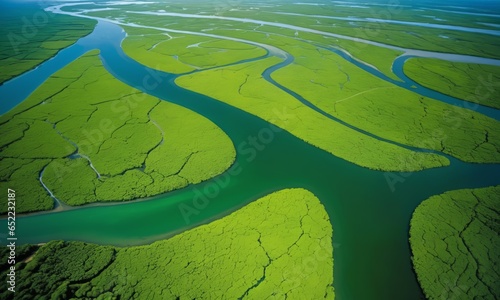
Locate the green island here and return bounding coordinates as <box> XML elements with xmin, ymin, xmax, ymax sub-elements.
<box><xmin>331</xmin><ymin>39</ymin><xmax>404</xmax><ymax>81</ymax></box>
<box><xmin>220</xmin><ymin>6</ymin><xmax>500</xmax><ymax>59</ymax></box>
<box><xmin>0</xmin><ymin>188</ymin><xmax>334</xmax><ymax>299</ymax></box>
<box><xmin>410</xmin><ymin>185</ymin><xmax>500</xmax><ymax>299</ymax></box>
<box><xmin>269</xmin><ymin>42</ymin><xmax>500</xmax><ymax>164</ymax></box>
<box><xmin>404</xmin><ymin>58</ymin><xmax>500</xmax><ymax>109</ymax></box>
<box><xmin>0</xmin><ymin>0</ymin><xmax>499</xmax><ymax>299</ymax></box>
<box><xmin>176</xmin><ymin>56</ymin><xmax>449</xmax><ymax>172</ymax></box>
<box><xmin>0</xmin><ymin>50</ymin><xmax>235</xmax><ymax>214</ymax></box>
<box><xmin>0</xmin><ymin>4</ymin><xmax>95</xmax><ymax>84</ymax></box>
<box><xmin>123</xmin><ymin>27</ymin><xmax>267</xmax><ymax>74</ymax></box>
<box><xmin>117</xmin><ymin>18</ymin><xmax>499</xmax><ymax>169</ymax></box>
<box><xmin>98</xmin><ymin>1</ymin><xmax>500</xmax><ymax>59</ymax></box>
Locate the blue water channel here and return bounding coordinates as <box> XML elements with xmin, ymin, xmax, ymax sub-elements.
<box><xmin>1</xmin><ymin>19</ymin><xmax>499</xmax><ymax>300</ymax></box>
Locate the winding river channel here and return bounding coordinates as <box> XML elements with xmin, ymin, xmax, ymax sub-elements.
<box><xmin>1</xmin><ymin>5</ymin><xmax>500</xmax><ymax>300</ymax></box>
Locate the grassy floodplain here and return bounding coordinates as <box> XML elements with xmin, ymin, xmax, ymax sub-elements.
<box><xmin>176</xmin><ymin>56</ymin><xmax>449</xmax><ymax>172</ymax></box>
<box><xmin>200</xmin><ymin>0</ymin><xmax>500</xmax><ymax>31</ymax></box>
<box><xmin>1</xmin><ymin>0</ymin><xmax>500</xmax><ymax>299</ymax></box>
<box><xmin>0</xmin><ymin>51</ymin><xmax>235</xmax><ymax>213</ymax></box>
<box><xmin>95</xmin><ymin>8</ymin><xmax>406</xmax><ymax>81</ymax></box>
<box><xmin>221</xmin><ymin>6</ymin><xmax>500</xmax><ymax>59</ymax></box>
<box><xmin>409</xmin><ymin>186</ymin><xmax>500</xmax><ymax>299</ymax></box>
<box><xmin>123</xmin><ymin>27</ymin><xmax>267</xmax><ymax>74</ymax></box>
<box><xmin>104</xmin><ymin>7</ymin><xmax>500</xmax><ymax>168</ymax></box>
<box><xmin>91</xmin><ymin>0</ymin><xmax>500</xmax><ymax>84</ymax></box>
<box><xmin>331</xmin><ymin>39</ymin><xmax>404</xmax><ymax>81</ymax></box>
<box><xmin>103</xmin><ymin>0</ymin><xmax>500</xmax><ymax>59</ymax></box>
<box><xmin>0</xmin><ymin>189</ymin><xmax>334</xmax><ymax>299</ymax></box>
<box><xmin>269</xmin><ymin>39</ymin><xmax>500</xmax><ymax>164</ymax></box>
<box><xmin>73</xmin><ymin>11</ymin><xmax>452</xmax><ymax>171</ymax></box>
<box><xmin>215</xmin><ymin>23</ymin><xmax>405</xmax><ymax>80</ymax></box>
<box><xmin>404</xmin><ymin>58</ymin><xmax>500</xmax><ymax>109</ymax></box>
<box><xmin>0</xmin><ymin>3</ymin><xmax>95</xmax><ymax>84</ymax></box>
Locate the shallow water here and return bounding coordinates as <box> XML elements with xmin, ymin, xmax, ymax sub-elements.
<box><xmin>274</xmin><ymin>12</ymin><xmax>500</xmax><ymax>36</ymax></box>
<box><xmin>1</xmin><ymin>11</ymin><xmax>500</xmax><ymax>300</ymax></box>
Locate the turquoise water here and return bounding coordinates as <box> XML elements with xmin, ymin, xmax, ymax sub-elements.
<box><xmin>1</xmin><ymin>19</ymin><xmax>500</xmax><ymax>300</ymax></box>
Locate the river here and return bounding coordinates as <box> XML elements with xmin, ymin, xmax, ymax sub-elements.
<box><xmin>1</xmin><ymin>7</ymin><xmax>500</xmax><ymax>300</ymax></box>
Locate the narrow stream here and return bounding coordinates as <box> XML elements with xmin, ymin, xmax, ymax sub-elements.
<box><xmin>1</xmin><ymin>7</ymin><xmax>499</xmax><ymax>300</ymax></box>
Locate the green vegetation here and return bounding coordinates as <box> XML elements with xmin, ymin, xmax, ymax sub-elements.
<box><xmin>176</xmin><ymin>54</ymin><xmax>448</xmax><ymax>170</ymax></box>
<box><xmin>0</xmin><ymin>4</ymin><xmax>96</xmax><ymax>84</ymax></box>
<box><xmin>410</xmin><ymin>186</ymin><xmax>500</xmax><ymax>299</ymax></box>
<box><xmin>177</xmin><ymin>56</ymin><xmax>449</xmax><ymax>172</ymax></box>
<box><xmin>1</xmin><ymin>188</ymin><xmax>334</xmax><ymax>299</ymax></box>
<box><xmin>68</xmin><ymin>5</ymin><xmax>500</xmax><ymax>169</ymax></box>
<box><xmin>0</xmin><ymin>159</ymin><xmax>53</xmax><ymax>212</ymax></box>
<box><xmin>404</xmin><ymin>58</ymin><xmax>500</xmax><ymax>109</ymax></box>
<box><xmin>122</xmin><ymin>26</ymin><xmax>267</xmax><ymax>74</ymax></box>
<box><xmin>101</xmin><ymin>0</ymin><xmax>500</xmax><ymax>33</ymax></box>
<box><xmin>270</xmin><ymin>43</ymin><xmax>500</xmax><ymax>164</ymax></box>
<box><xmin>333</xmin><ymin>39</ymin><xmax>403</xmax><ymax>81</ymax></box>
<box><xmin>222</xmin><ymin>9</ymin><xmax>500</xmax><ymax>59</ymax></box>
<box><xmin>0</xmin><ymin>244</ymin><xmax>39</xmax><ymax>271</ymax></box>
<box><xmin>0</xmin><ymin>50</ymin><xmax>235</xmax><ymax>213</ymax></box>
<box><xmin>88</xmin><ymin>1</ymin><xmax>500</xmax><ymax>60</ymax></box>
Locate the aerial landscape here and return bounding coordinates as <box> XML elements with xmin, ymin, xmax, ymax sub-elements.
<box><xmin>0</xmin><ymin>0</ymin><xmax>499</xmax><ymax>299</ymax></box>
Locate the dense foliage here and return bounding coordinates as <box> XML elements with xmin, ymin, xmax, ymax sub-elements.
<box><xmin>0</xmin><ymin>51</ymin><xmax>235</xmax><ymax>213</ymax></box>
<box><xmin>405</xmin><ymin>58</ymin><xmax>500</xmax><ymax>109</ymax></box>
<box><xmin>272</xmin><ymin>42</ymin><xmax>500</xmax><ymax>164</ymax></box>
<box><xmin>0</xmin><ymin>4</ymin><xmax>96</xmax><ymax>84</ymax></box>
<box><xmin>177</xmin><ymin>55</ymin><xmax>451</xmax><ymax>171</ymax></box>
<box><xmin>0</xmin><ymin>242</ymin><xmax>115</xmax><ymax>300</ymax></box>
<box><xmin>123</xmin><ymin>27</ymin><xmax>267</xmax><ymax>74</ymax></box>
<box><xmin>410</xmin><ymin>186</ymin><xmax>500</xmax><ymax>299</ymax></box>
<box><xmin>1</xmin><ymin>189</ymin><xmax>334</xmax><ymax>299</ymax></box>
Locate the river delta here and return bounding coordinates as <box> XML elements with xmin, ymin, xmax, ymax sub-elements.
<box><xmin>0</xmin><ymin>0</ymin><xmax>499</xmax><ymax>299</ymax></box>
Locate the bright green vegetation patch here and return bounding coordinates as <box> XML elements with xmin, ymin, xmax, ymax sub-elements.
<box><xmin>404</xmin><ymin>58</ymin><xmax>500</xmax><ymax>109</ymax></box>
<box><xmin>332</xmin><ymin>39</ymin><xmax>403</xmax><ymax>81</ymax></box>
<box><xmin>0</xmin><ymin>4</ymin><xmax>96</xmax><ymax>84</ymax></box>
<box><xmin>177</xmin><ymin>48</ymin><xmax>449</xmax><ymax>172</ymax></box>
<box><xmin>0</xmin><ymin>188</ymin><xmax>334</xmax><ymax>299</ymax></box>
<box><xmin>410</xmin><ymin>186</ymin><xmax>500</xmax><ymax>300</ymax></box>
<box><xmin>0</xmin><ymin>159</ymin><xmax>53</xmax><ymax>213</ymax></box>
<box><xmin>122</xmin><ymin>26</ymin><xmax>266</xmax><ymax>74</ymax></box>
<box><xmin>270</xmin><ymin>41</ymin><xmax>500</xmax><ymax>164</ymax></box>
<box><xmin>82</xmin><ymin>1</ymin><xmax>500</xmax><ymax>60</ymax></box>
<box><xmin>175</xmin><ymin>27</ymin><xmax>497</xmax><ymax>164</ymax></box>
<box><xmin>0</xmin><ymin>50</ymin><xmax>235</xmax><ymax>214</ymax></box>
<box><xmin>219</xmin><ymin>23</ymin><xmax>403</xmax><ymax>81</ymax></box>
<box><xmin>223</xmin><ymin>9</ymin><xmax>500</xmax><ymax>59</ymax></box>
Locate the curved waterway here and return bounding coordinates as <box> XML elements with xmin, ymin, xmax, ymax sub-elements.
<box><xmin>125</xmin><ymin>9</ymin><xmax>500</xmax><ymax>66</ymax></box>
<box><xmin>273</xmin><ymin>12</ymin><xmax>500</xmax><ymax>37</ymax></box>
<box><xmin>328</xmin><ymin>47</ymin><xmax>500</xmax><ymax>120</ymax></box>
<box><xmin>2</xmin><ymin>20</ymin><xmax>500</xmax><ymax>300</ymax></box>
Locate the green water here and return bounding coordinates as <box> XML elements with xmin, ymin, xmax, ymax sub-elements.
<box><xmin>2</xmin><ymin>21</ymin><xmax>500</xmax><ymax>300</ymax></box>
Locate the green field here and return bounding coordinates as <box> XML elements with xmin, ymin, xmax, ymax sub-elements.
<box><xmin>176</xmin><ymin>56</ymin><xmax>450</xmax><ymax>172</ymax></box>
<box><xmin>270</xmin><ymin>42</ymin><xmax>500</xmax><ymax>164</ymax></box>
<box><xmin>0</xmin><ymin>51</ymin><xmax>235</xmax><ymax>213</ymax></box>
<box><xmin>107</xmin><ymin>12</ymin><xmax>500</xmax><ymax>170</ymax></box>
<box><xmin>410</xmin><ymin>186</ymin><xmax>500</xmax><ymax>299</ymax></box>
<box><xmin>1</xmin><ymin>1</ymin><xmax>499</xmax><ymax>299</ymax></box>
<box><xmin>0</xmin><ymin>189</ymin><xmax>334</xmax><ymax>299</ymax></box>
<box><xmin>122</xmin><ymin>27</ymin><xmax>267</xmax><ymax>74</ymax></box>
<box><xmin>95</xmin><ymin>1</ymin><xmax>500</xmax><ymax>59</ymax></box>
<box><xmin>0</xmin><ymin>5</ymin><xmax>95</xmax><ymax>84</ymax></box>
<box><xmin>404</xmin><ymin>58</ymin><xmax>500</xmax><ymax>109</ymax></box>
<box><xmin>221</xmin><ymin>8</ymin><xmax>500</xmax><ymax>59</ymax></box>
